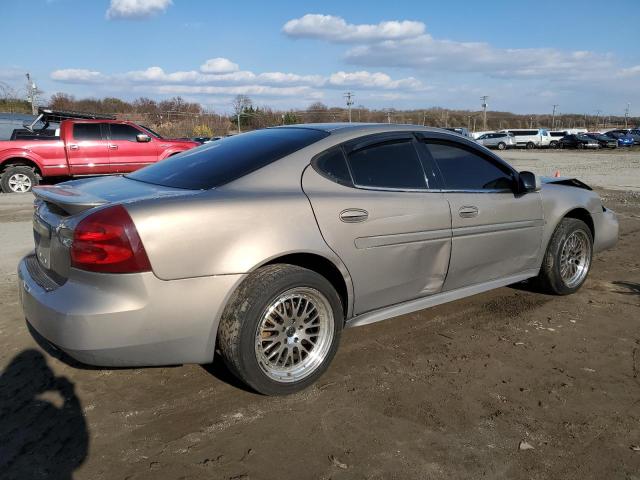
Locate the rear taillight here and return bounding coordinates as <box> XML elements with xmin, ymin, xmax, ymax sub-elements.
<box><xmin>70</xmin><ymin>205</ymin><xmax>151</xmax><ymax>273</ymax></box>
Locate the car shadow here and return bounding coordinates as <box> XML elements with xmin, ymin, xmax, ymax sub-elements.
<box><xmin>0</xmin><ymin>349</ymin><xmax>89</xmax><ymax>480</ymax></box>
<box><xmin>201</xmin><ymin>356</ymin><xmax>257</xmax><ymax>394</ymax></box>
<box><xmin>611</xmin><ymin>281</ymin><xmax>640</xmax><ymax>296</ymax></box>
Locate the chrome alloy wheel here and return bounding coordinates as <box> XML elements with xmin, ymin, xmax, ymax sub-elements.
<box><xmin>559</xmin><ymin>230</ymin><xmax>591</xmax><ymax>288</ymax></box>
<box><xmin>8</xmin><ymin>173</ymin><xmax>32</xmax><ymax>193</ymax></box>
<box><xmin>255</xmin><ymin>287</ymin><xmax>334</xmax><ymax>383</ymax></box>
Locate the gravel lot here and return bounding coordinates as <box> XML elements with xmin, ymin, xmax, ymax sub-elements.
<box><xmin>1</xmin><ymin>158</ymin><xmax>639</xmax><ymax>479</ymax></box>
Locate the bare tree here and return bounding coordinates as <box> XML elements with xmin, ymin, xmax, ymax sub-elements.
<box><xmin>305</xmin><ymin>102</ymin><xmax>329</xmax><ymax>123</ymax></box>
<box><xmin>232</xmin><ymin>95</ymin><xmax>252</xmax><ymax>115</ymax></box>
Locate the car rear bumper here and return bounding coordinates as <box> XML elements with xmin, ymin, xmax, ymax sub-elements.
<box><xmin>593</xmin><ymin>208</ymin><xmax>619</xmax><ymax>253</ymax></box>
<box><xmin>18</xmin><ymin>253</ymin><xmax>245</xmax><ymax>367</ymax></box>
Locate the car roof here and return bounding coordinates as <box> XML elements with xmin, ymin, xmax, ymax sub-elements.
<box><xmin>273</xmin><ymin>122</ymin><xmax>446</xmax><ymax>135</ymax></box>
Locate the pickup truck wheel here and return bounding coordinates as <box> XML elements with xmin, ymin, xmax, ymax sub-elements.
<box><xmin>217</xmin><ymin>264</ymin><xmax>343</xmax><ymax>395</ymax></box>
<box><xmin>535</xmin><ymin>218</ymin><xmax>593</xmax><ymax>295</ymax></box>
<box><xmin>1</xmin><ymin>166</ymin><xmax>39</xmax><ymax>193</ymax></box>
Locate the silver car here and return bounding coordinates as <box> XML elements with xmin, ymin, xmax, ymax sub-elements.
<box><xmin>476</xmin><ymin>132</ymin><xmax>516</xmax><ymax>150</ymax></box>
<box><xmin>19</xmin><ymin>124</ymin><xmax>618</xmax><ymax>395</ymax></box>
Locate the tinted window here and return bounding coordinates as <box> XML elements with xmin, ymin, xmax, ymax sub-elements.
<box><xmin>348</xmin><ymin>140</ymin><xmax>426</xmax><ymax>189</ymax></box>
<box><xmin>314</xmin><ymin>148</ymin><xmax>351</xmax><ymax>185</ymax></box>
<box><xmin>110</xmin><ymin>124</ymin><xmax>142</xmax><ymax>141</ymax></box>
<box><xmin>509</xmin><ymin>130</ymin><xmax>538</xmax><ymax>136</ymax></box>
<box><xmin>426</xmin><ymin>142</ymin><xmax>514</xmax><ymax>190</ymax></box>
<box><xmin>73</xmin><ymin>123</ymin><xmax>102</xmax><ymax>141</ymax></box>
<box><xmin>128</xmin><ymin>128</ymin><xmax>329</xmax><ymax>190</ymax></box>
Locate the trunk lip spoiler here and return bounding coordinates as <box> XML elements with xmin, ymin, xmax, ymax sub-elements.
<box><xmin>32</xmin><ymin>185</ymin><xmax>107</xmax><ymax>215</ymax></box>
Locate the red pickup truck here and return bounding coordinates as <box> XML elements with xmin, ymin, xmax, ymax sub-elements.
<box><xmin>0</xmin><ymin>109</ymin><xmax>199</xmax><ymax>193</ymax></box>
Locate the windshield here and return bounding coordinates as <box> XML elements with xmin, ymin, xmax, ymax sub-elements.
<box><xmin>140</xmin><ymin>125</ymin><xmax>163</xmax><ymax>139</ymax></box>
<box><xmin>127</xmin><ymin>127</ymin><xmax>329</xmax><ymax>190</ymax></box>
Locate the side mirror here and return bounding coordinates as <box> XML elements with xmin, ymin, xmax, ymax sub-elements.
<box><xmin>519</xmin><ymin>171</ymin><xmax>540</xmax><ymax>193</ymax></box>
<box><xmin>136</xmin><ymin>134</ymin><xmax>151</xmax><ymax>143</ymax></box>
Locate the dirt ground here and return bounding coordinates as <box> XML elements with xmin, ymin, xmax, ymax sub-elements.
<box><xmin>1</xmin><ymin>180</ymin><xmax>639</xmax><ymax>479</ymax></box>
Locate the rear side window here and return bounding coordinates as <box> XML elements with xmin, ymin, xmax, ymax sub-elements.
<box><xmin>425</xmin><ymin>142</ymin><xmax>514</xmax><ymax>191</ymax></box>
<box><xmin>347</xmin><ymin>139</ymin><xmax>426</xmax><ymax>190</ymax></box>
<box><xmin>313</xmin><ymin>148</ymin><xmax>352</xmax><ymax>185</ymax></box>
<box><xmin>73</xmin><ymin>123</ymin><xmax>102</xmax><ymax>141</ymax></box>
<box><xmin>110</xmin><ymin>124</ymin><xmax>142</xmax><ymax>141</ymax></box>
<box><xmin>128</xmin><ymin>128</ymin><xmax>329</xmax><ymax>190</ymax></box>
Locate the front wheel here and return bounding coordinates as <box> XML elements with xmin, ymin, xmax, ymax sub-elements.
<box><xmin>0</xmin><ymin>165</ymin><xmax>39</xmax><ymax>193</ymax></box>
<box><xmin>535</xmin><ymin>218</ymin><xmax>593</xmax><ymax>295</ymax></box>
<box><xmin>217</xmin><ymin>264</ymin><xmax>343</xmax><ymax>395</ymax></box>
<box><xmin>497</xmin><ymin>142</ymin><xmax>506</xmax><ymax>150</ymax></box>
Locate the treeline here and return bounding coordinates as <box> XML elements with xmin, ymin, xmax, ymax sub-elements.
<box><xmin>1</xmin><ymin>90</ymin><xmax>636</xmax><ymax>138</ymax></box>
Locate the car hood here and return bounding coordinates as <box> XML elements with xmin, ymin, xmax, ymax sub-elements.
<box><xmin>541</xmin><ymin>176</ymin><xmax>592</xmax><ymax>191</ymax></box>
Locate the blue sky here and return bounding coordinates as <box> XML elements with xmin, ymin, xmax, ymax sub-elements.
<box><xmin>2</xmin><ymin>0</ymin><xmax>639</xmax><ymax>114</ymax></box>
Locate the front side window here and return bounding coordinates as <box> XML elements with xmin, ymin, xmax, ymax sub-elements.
<box><xmin>425</xmin><ymin>142</ymin><xmax>514</xmax><ymax>191</ymax></box>
<box><xmin>110</xmin><ymin>124</ymin><xmax>143</xmax><ymax>141</ymax></box>
<box><xmin>347</xmin><ymin>140</ymin><xmax>426</xmax><ymax>190</ymax></box>
<box><xmin>73</xmin><ymin>123</ymin><xmax>102</xmax><ymax>141</ymax></box>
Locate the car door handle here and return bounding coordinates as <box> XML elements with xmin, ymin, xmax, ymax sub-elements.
<box><xmin>458</xmin><ymin>206</ymin><xmax>479</xmax><ymax>218</ymax></box>
<box><xmin>68</xmin><ymin>144</ymin><xmax>79</xmax><ymax>150</ymax></box>
<box><xmin>339</xmin><ymin>208</ymin><xmax>369</xmax><ymax>223</ymax></box>
<box><xmin>108</xmin><ymin>144</ymin><xmax>118</xmax><ymax>150</ymax></box>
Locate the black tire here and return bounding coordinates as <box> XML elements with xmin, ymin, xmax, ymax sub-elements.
<box><xmin>217</xmin><ymin>264</ymin><xmax>343</xmax><ymax>395</ymax></box>
<box><xmin>497</xmin><ymin>142</ymin><xmax>506</xmax><ymax>150</ymax></box>
<box><xmin>535</xmin><ymin>218</ymin><xmax>593</xmax><ymax>295</ymax></box>
<box><xmin>550</xmin><ymin>141</ymin><xmax>558</xmax><ymax>149</ymax></box>
<box><xmin>0</xmin><ymin>165</ymin><xmax>39</xmax><ymax>193</ymax></box>
<box><xmin>558</xmin><ymin>142</ymin><xmax>564</xmax><ymax>149</ymax></box>
<box><xmin>577</xmin><ymin>143</ymin><xmax>584</xmax><ymax>150</ymax></box>
<box><xmin>526</xmin><ymin>142</ymin><xmax>535</xmax><ymax>150</ymax></box>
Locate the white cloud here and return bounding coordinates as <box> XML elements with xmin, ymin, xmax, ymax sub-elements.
<box><xmin>106</xmin><ymin>0</ymin><xmax>172</xmax><ymax>20</ymax></box>
<box><xmin>50</xmin><ymin>69</ymin><xmax>105</xmax><ymax>83</ymax></box>
<box><xmin>328</xmin><ymin>71</ymin><xmax>424</xmax><ymax>90</ymax></box>
<box><xmin>283</xmin><ymin>14</ymin><xmax>425</xmax><ymax>43</ymax></box>
<box><xmin>617</xmin><ymin>65</ymin><xmax>640</xmax><ymax>77</ymax></box>
<box><xmin>200</xmin><ymin>58</ymin><xmax>240</xmax><ymax>74</ymax></box>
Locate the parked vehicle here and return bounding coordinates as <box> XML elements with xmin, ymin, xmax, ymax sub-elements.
<box><xmin>475</xmin><ymin>132</ymin><xmax>516</xmax><ymax>150</ymax></box>
<box><xmin>605</xmin><ymin>131</ymin><xmax>635</xmax><ymax>147</ymax></box>
<box><xmin>498</xmin><ymin>129</ymin><xmax>552</xmax><ymax>149</ymax></box>
<box><xmin>606</xmin><ymin>129</ymin><xmax>640</xmax><ymax>145</ymax></box>
<box><xmin>549</xmin><ymin>131</ymin><xmax>568</xmax><ymax>148</ymax></box>
<box><xmin>584</xmin><ymin>133</ymin><xmax>617</xmax><ymax>149</ymax></box>
<box><xmin>0</xmin><ymin>109</ymin><xmax>199</xmax><ymax>193</ymax></box>
<box><xmin>19</xmin><ymin>124</ymin><xmax>618</xmax><ymax>395</ymax></box>
<box><xmin>471</xmin><ymin>130</ymin><xmax>494</xmax><ymax>140</ymax></box>
<box><xmin>444</xmin><ymin>127</ymin><xmax>472</xmax><ymax>138</ymax></box>
<box><xmin>558</xmin><ymin>134</ymin><xmax>600</xmax><ymax>149</ymax></box>
<box><xmin>191</xmin><ymin>137</ymin><xmax>211</xmax><ymax>144</ymax></box>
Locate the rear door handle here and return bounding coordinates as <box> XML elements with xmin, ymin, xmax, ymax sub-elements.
<box><xmin>339</xmin><ymin>208</ymin><xmax>369</xmax><ymax>223</ymax></box>
<box><xmin>458</xmin><ymin>206</ymin><xmax>479</xmax><ymax>218</ymax></box>
<box><xmin>108</xmin><ymin>144</ymin><xmax>118</xmax><ymax>150</ymax></box>
<box><xmin>68</xmin><ymin>144</ymin><xmax>79</xmax><ymax>150</ymax></box>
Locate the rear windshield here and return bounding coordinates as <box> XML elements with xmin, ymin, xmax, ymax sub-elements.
<box><xmin>127</xmin><ymin>127</ymin><xmax>329</xmax><ymax>190</ymax></box>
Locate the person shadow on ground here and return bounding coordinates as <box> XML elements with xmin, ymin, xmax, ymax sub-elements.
<box><xmin>0</xmin><ymin>349</ymin><xmax>88</xmax><ymax>480</ymax></box>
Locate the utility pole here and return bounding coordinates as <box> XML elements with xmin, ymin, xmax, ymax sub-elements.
<box><xmin>595</xmin><ymin>110</ymin><xmax>601</xmax><ymax>130</ymax></box>
<box><xmin>551</xmin><ymin>104</ymin><xmax>559</xmax><ymax>130</ymax></box>
<box><xmin>237</xmin><ymin>112</ymin><xmax>241</xmax><ymax>134</ymax></box>
<box><xmin>625</xmin><ymin>103</ymin><xmax>630</xmax><ymax>128</ymax></box>
<box><xmin>344</xmin><ymin>92</ymin><xmax>354</xmax><ymax>123</ymax></box>
<box><xmin>25</xmin><ymin>73</ymin><xmax>38</xmax><ymax>115</ymax></box>
<box><xmin>386</xmin><ymin>110</ymin><xmax>391</xmax><ymax>124</ymax></box>
<box><xmin>480</xmin><ymin>96</ymin><xmax>489</xmax><ymax>130</ymax></box>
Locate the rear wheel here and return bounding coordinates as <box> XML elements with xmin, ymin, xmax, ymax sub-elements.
<box><xmin>497</xmin><ymin>142</ymin><xmax>506</xmax><ymax>150</ymax></box>
<box><xmin>535</xmin><ymin>218</ymin><xmax>593</xmax><ymax>295</ymax></box>
<box><xmin>577</xmin><ymin>143</ymin><xmax>584</xmax><ymax>150</ymax></box>
<box><xmin>526</xmin><ymin>142</ymin><xmax>535</xmax><ymax>150</ymax></box>
<box><xmin>0</xmin><ymin>165</ymin><xmax>39</xmax><ymax>193</ymax></box>
<box><xmin>550</xmin><ymin>140</ymin><xmax>558</xmax><ymax>149</ymax></box>
<box><xmin>217</xmin><ymin>264</ymin><xmax>343</xmax><ymax>395</ymax></box>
